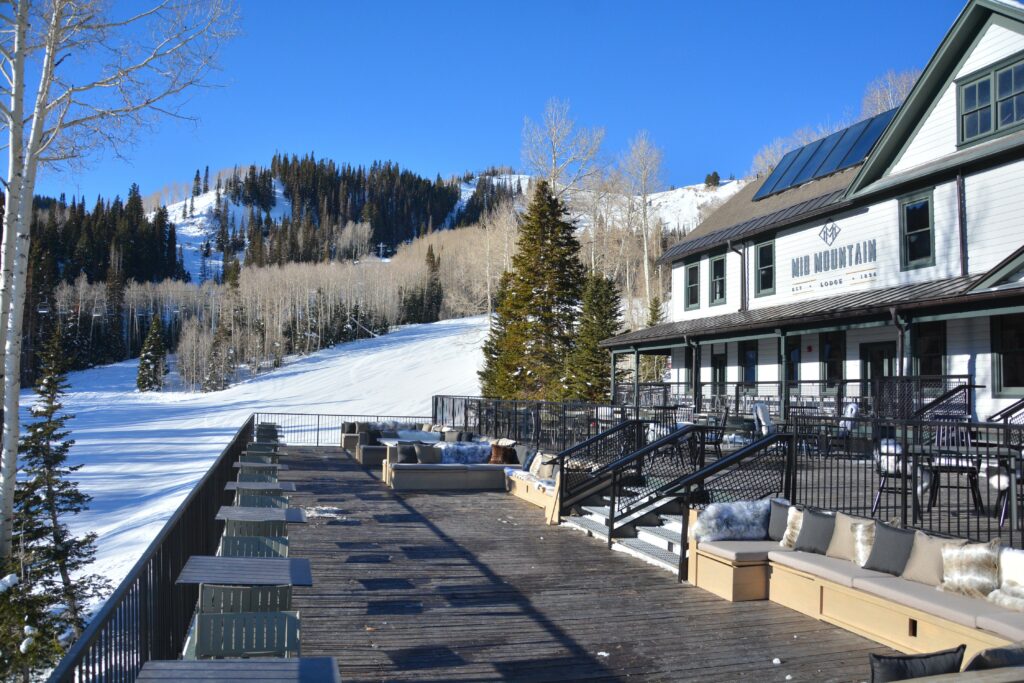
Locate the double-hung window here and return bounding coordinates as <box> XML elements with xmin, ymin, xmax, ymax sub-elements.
<box><xmin>959</xmin><ymin>54</ymin><xmax>1024</xmax><ymax>144</ymax></box>
<box><xmin>739</xmin><ymin>340</ymin><xmax>758</xmax><ymax>386</ymax></box>
<box><xmin>900</xmin><ymin>191</ymin><xmax>935</xmax><ymax>270</ymax></box>
<box><xmin>755</xmin><ymin>241</ymin><xmax>775</xmax><ymax>297</ymax></box>
<box><xmin>685</xmin><ymin>263</ymin><xmax>700</xmax><ymax>310</ymax></box>
<box><xmin>992</xmin><ymin>314</ymin><xmax>1024</xmax><ymax>397</ymax></box>
<box><xmin>709</xmin><ymin>255</ymin><xmax>726</xmax><ymax>306</ymax></box>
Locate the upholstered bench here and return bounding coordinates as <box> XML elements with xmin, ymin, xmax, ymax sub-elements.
<box><xmin>388</xmin><ymin>463</ymin><xmax>509</xmax><ymax>491</ymax></box>
<box><xmin>690</xmin><ymin>540</ymin><xmax>786</xmax><ymax>602</ymax></box>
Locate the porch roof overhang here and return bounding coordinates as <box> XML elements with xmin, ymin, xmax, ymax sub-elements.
<box><xmin>600</xmin><ymin>275</ymin><xmax>1024</xmax><ymax>352</ymax></box>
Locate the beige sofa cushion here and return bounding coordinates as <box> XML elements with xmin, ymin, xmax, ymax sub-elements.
<box><xmin>852</xmin><ymin>576</ymin><xmax>997</xmax><ymax>629</ymax></box>
<box><xmin>976</xmin><ymin>612</ymin><xmax>1024</xmax><ymax>641</ymax></box>
<box><xmin>902</xmin><ymin>532</ymin><xmax>968</xmax><ymax>586</ymax></box>
<box><xmin>769</xmin><ymin>550</ymin><xmax>887</xmax><ymax>587</ymax></box>
<box><xmin>825</xmin><ymin>512</ymin><xmax>871</xmax><ymax>562</ymax></box>
<box><xmin>700</xmin><ymin>540</ymin><xmax>788</xmax><ymax>563</ymax></box>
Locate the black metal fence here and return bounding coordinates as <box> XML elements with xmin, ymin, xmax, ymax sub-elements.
<box><xmin>787</xmin><ymin>415</ymin><xmax>1024</xmax><ymax>547</ymax></box>
<box><xmin>555</xmin><ymin>420</ymin><xmax>647</xmax><ymax>509</ymax></box>
<box><xmin>432</xmin><ymin>395</ymin><xmax>688</xmax><ymax>454</ymax></box>
<box><xmin>252</xmin><ymin>412</ymin><xmax>430</xmax><ymax>446</ymax></box>
<box><xmin>47</xmin><ymin>417</ymin><xmax>255</xmax><ymax>683</ymax></box>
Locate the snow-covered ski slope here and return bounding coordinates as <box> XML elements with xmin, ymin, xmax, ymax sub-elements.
<box><xmin>22</xmin><ymin>316</ymin><xmax>488</xmax><ymax>586</ymax></box>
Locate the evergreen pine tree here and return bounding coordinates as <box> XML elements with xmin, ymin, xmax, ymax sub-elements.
<box><xmin>203</xmin><ymin>165</ymin><xmax>210</xmax><ymax>194</ymax></box>
<box><xmin>1</xmin><ymin>325</ymin><xmax>108</xmax><ymax>679</ymax></box>
<box><xmin>136</xmin><ymin>316</ymin><xmax>168</xmax><ymax>391</ymax></box>
<box><xmin>640</xmin><ymin>295</ymin><xmax>668</xmax><ymax>382</ymax></box>
<box><xmin>104</xmin><ymin>250</ymin><xmax>127</xmax><ymax>362</ymax></box>
<box><xmin>188</xmin><ymin>195</ymin><xmax>195</xmax><ymax>218</ymax></box>
<box><xmin>192</xmin><ymin>169</ymin><xmax>202</xmax><ymax>197</ymax></box>
<box><xmin>563</xmin><ymin>274</ymin><xmax>622</xmax><ymax>402</ymax></box>
<box><xmin>704</xmin><ymin>171</ymin><xmax>721</xmax><ymax>188</ymax></box>
<box><xmin>479</xmin><ymin>181</ymin><xmax>584</xmax><ymax>399</ymax></box>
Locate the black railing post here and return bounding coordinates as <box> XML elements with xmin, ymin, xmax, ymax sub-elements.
<box><xmin>784</xmin><ymin>432</ymin><xmax>797</xmax><ymax>503</ymax></box>
<box><xmin>900</xmin><ymin>424</ymin><xmax>910</xmax><ymax>528</ymax></box>
<box><xmin>607</xmin><ymin>470</ymin><xmax>618</xmax><ymax>549</ymax></box>
<box><xmin>678</xmin><ymin>487</ymin><xmax>691</xmax><ymax>583</ymax></box>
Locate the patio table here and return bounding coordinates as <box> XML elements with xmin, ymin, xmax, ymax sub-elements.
<box><xmin>225</xmin><ymin>481</ymin><xmax>296</xmax><ymax>492</ymax></box>
<box><xmin>233</xmin><ymin>461</ymin><xmax>288</xmax><ymax>470</ymax></box>
<box><xmin>175</xmin><ymin>556</ymin><xmax>312</xmax><ymax>586</ymax></box>
<box><xmin>216</xmin><ymin>506</ymin><xmax>307</xmax><ymax>523</ymax></box>
<box><xmin>137</xmin><ymin>657</ymin><xmax>340</xmax><ymax>682</ymax></box>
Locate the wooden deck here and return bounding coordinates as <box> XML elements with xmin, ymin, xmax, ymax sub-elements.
<box><xmin>280</xmin><ymin>447</ymin><xmax>890</xmax><ymax>682</ymax></box>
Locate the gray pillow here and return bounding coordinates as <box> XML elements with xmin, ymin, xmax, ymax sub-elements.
<box><xmin>415</xmin><ymin>444</ymin><xmax>441</xmax><ymax>464</ymax></box>
<box><xmin>768</xmin><ymin>499</ymin><xmax>790</xmax><ymax>542</ymax></box>
<box><xmin>863</xmin><ymin>522</ymin><xmax>916</xmax><ymax>575</ymax></box>
<box><xmin>869</xmin><ymin>645</ymin><xmax>965</xmax><ymax>682</ymax></box>
<box><xmin>396</xmin><ymin>445</ymin><xmax>417</xmax><ymax>464</ymax></box>
<box><xmin>964</xmin><ymin>644</ymin><xmax>1024</xmax><ymax>671</ymax></box>
<box><xmin>794</xmin><ymin>508</ymin><xmax>835</xmax><ymax>555</ymax></box>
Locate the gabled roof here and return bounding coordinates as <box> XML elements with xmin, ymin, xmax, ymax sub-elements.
<box><xmin>600</xmin><ymin>275</ymin><xmax>999</xmax><ymax>350</ymax></box>
<box><xmin>849</xmin><ymin>0</ymin><xmax>1024</xmax><ymax>195</ymax></box>
<box><xmin>968</xmin><ymin>242</ymin><xmax>1024</xmax><ymax>291</ymax></box>
<box><xmin>656</xmin><ymin>167</ymin><xmax>858</xmax><ymax>265</ymax></box>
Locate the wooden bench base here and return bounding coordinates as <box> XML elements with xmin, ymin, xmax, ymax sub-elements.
<box><xmin>506</xmin><ymin>475</ymin><xmax>560</xmax><ymax>525</ymax></box>
<box><xmin>769</xmin><ymin>562</ymin><xmax>1011</xmax><ymax>663</ymax></box>
<box><xmin>692</xmin><ymin>550</ymin><xmax>770</xmax><ymax>602</ymax></box>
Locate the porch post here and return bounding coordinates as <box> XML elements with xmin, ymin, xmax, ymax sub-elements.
<box><xmin>632</xmin><ymin>347</ymin><xmax>641</xmax><ymax>412</ymax></box>
<box><xmin>692</xmin><ymin>342</ymin><xmax>702</xmax><ymax>414</ymax></box>
<box><xmin>609</xmin><ymin>351</ymin><xmax>617</xmax><ymax>404</ymax></box>
<box><xmin>779</xmin><ymin>331</ymin><xmax>789</xmax><ymax>421</ymax></box>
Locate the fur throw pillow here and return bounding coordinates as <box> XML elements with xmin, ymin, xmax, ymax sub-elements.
<box><xmin>940</xmin><ymin>540</ymin><xmax>1001</xmax><ymax>598</ymax></box>
<box><xmin>779</xmin><ymin>506</ymin><xmax>804</xmax><ymax>549</ymax></box>
<box><xmin>690</xmin><ymin>500</ymin><xmax>771</xmax><ymax>543</ymax></box>
<box><xmin>851</xmin><ymin>522</ymin><xmax>876</xmax><ymax>567</ymax></box>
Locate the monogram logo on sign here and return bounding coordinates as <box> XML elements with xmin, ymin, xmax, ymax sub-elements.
<box><xmin>819</xmin><ymin>220</ymin><xmax>841</xmax><ymax>247</ymax></box>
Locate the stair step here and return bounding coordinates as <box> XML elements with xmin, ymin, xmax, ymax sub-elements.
<box><xmin>581</xmin><ymin>505</ymin><xmax>610</xmax><ymax>521</ymax></box>
<box><xmin>635</xmin><ymin>525</ymin><xmax>685</xmax><ymax>555</ymax></box>
<box><xmin>562</xmin><ymin>515</ymin><xmax>610</xmax><ymax>541</ymax></box>
<box><xmin>613</xmin><ymin>538</ymin><xmax>680</xmax><ymax>574</ymax></box>
<box><xmin>659</xmin><ymin>514</ymin><xmax>685</xmax><ymax>535</ymax></box>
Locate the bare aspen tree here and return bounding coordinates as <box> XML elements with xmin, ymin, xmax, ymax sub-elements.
<box><xmin>0</xmin><ymin>0</ymin><xmax>237</xmax><ymax>556</ymax></box>
<box><xmin>861</xmin><ymin>69</ymin><xmax>921</xmax><ymax>118</ymax></box>
<box><xmin>621</xmin><ymin>131</ymin><xmax>664</xmax><ymax>309</ymax></box>
<box><xmin>521</xmin><ymin>97</ymin><xmax>605</xmax><ymax>201</ymax></box>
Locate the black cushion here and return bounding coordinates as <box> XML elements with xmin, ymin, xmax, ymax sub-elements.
<box><xmin>863</xmin><ymin>522</ymin><xmax>916</xmax><ymax>575</ymax></box>
<box><xmin>794</xmin><ymin>508</ymin><xmax>836</xmax><ymax>554</ymax></box>
<box><xmin>341</xmin><ymin>422</ymin><xmax>355</xmax><ymax>434</ymax></box>
<box><xmin>964</xmin><ymin>644</ymin><xmax>1024</xmax><ymax>671</ymax></box>
<box><xmin>354</xmin><ymin>422</ymin><xmax>368</xmax><ymax>433</ymax></box>
<box><xmin>768</xmin><ymin>499</ymin><xmax>790</xmax><ymax>542</ymax></box>
<box><xmin>869</xmin><ymin>644</ymin><xmax>965</xmax><ymax>682</ymax></box>
<box><xmin>462</xmin><ymin>432</ymin><xmax>475</xmax><ymax>441</ymax></box>
<box><xmin>396</xmin><ymin>445</ymin><xmax>417</xmax><ymax>464</ymax></box>
<box><xmin>366</xmin><ymin>429</ymin><xmax>382</xmax><ymax>446</ymax></box>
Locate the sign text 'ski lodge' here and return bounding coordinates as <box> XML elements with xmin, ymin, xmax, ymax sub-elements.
<box><xmin>790</xmin><ymin>220</ymin><xmax>878</xmax><ymax>293</ymax></box>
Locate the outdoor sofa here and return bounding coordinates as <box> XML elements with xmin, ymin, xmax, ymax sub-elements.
<box><xmin>382</xmin><ymin>434</ymin><xmax>516</xmax><ymax>491</ymax></box>
<box><xmin>686</xmin><ymin>502</ymin><xmax>1024</xmax><ymax>665</ymax></box>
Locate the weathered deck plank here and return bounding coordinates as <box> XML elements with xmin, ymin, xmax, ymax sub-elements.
<box><xmin>281</xmin><ymin>451</ymin><xmax>889</xmax><ymax>682</ymax></box>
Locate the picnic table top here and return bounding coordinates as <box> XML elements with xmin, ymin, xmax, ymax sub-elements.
<box><xmin>216</xmin><ymin>505</ymin><xmax>306</xmax><ymax>523</ymax></box>
<box><xmin>137</xmin><ymin>657</ymin><xmax>340</xmax><ymax>682</ymax></box>
<box><xmin>225</xmin><ymin>481</ymin><xmax>296</xmax><ymax>492</ymax></box>
<box><xmin>175</xmin><ymin>556</ymin><xmax>313</xmax><ymax>587</ymax></box>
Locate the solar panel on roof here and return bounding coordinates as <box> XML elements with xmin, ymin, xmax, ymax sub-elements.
<box><xmin>751</xmin><ymin>108</ymin><xmax>897</xmax><ymax>201</ymax></box>
<box><xmin>836</xmin><ymin>108</ymin><xmax>898</xmax><ymax>170</ymax></box>
<box><xmin>752</xmin><ymin>148</ymin><xmax>802</xmax><ymax>200</ymax></box>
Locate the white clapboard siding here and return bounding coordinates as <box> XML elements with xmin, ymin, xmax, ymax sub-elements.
<box><xmin>965</xmin><ymin>159</ymin><xmax>1024</xmax><ymax>274</ymax></box>
<box><xmin>892</xmin><ymin>19</ymin><xmax>1024</xmax><ymax>175</ymax></box>
<box><xmin>757</xmin><ymin>337</ymin><xmax>779</xmax><ymax>383</ymax></box>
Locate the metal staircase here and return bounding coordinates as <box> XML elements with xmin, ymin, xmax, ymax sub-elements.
<box><xmin>561</xmin><ymin>433</ymin><xmax>795</xmax><ymax>580</ymax></box>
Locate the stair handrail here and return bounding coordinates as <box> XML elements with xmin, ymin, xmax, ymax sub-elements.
<box><xmin>552</xmin><ymin>419</ymin><xmax>647</xmax><ymax>513</ymax></box>
<box><xmin>989</xmin><ymin>396</ymin><xmax>1024</xmax><ymax>425</ymax></box>
<box><xmin>551</xmin><ymin>418</ymin><xmax>643</xmax><ymax>467</ymax></box>
<box><xmin>591</xmin><ymin>424</ymin><xmax>703</xmax><ymax>478</ymax></box>
<box><xmin>911</xmin><ymin>383</ymin><xmax>980</xmax><ymax>420</ymax></box>
<box><xmin>607</xmin><ymin>431</ymin><xmax>793</xmax><ymax>532</ymax></box>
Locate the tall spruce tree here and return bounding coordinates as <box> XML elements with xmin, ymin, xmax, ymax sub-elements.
<box><xmin>1</xmin><ymin>325</ymin><xmax>108</xmax><ymax>679</ymax></box>
<box><xmin>639</xmin><ymin>296</ymin><xmax>667</xmax><ymax>382</ymax></box>
<box><xmin>479</xmin><ymin>181</ymin><xmax>584</xmax><ymax>399</ymax></box>
<box><xmin>563</xmin><ymin>273</ymin><xmax>622</xmax><ymax>402</ymax></box>
<box><xmin>137</xmin><ymin>316</ymin><xmax>168</xmax><ymax>391</ymax></box>
<box><xmin>192</xmin><ymin>169</ymin><xmax>202</xmax><ymax>197</ymax></box>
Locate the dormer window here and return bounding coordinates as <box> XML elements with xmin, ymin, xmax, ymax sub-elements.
<box><xmin>959</xmin><ymin>54</ymin><xmax>1024</xmax><ymax>145</ymax></box>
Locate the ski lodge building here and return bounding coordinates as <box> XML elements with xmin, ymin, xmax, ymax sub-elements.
<box><xmin>602</xmin><ymin>0</ymin><xmax>1024</xmax><ymax>423</ymax></box>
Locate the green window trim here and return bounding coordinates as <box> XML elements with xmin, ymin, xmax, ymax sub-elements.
<box><xmin>684</xmin><ymin>262</ymin><xmax>700</xmax><ymax>311</ymax></box>
<box><xmin>754</xmin><ymin>240</ymin><xmax>775</xmax><ymax>297</ymax></box>
<box><xmin>957</xmin><ymin>50</ymin><xmax>1024</xmax><ymax>147</ymax></box>
<box><xmin>709</xmin><ymin>255</ymin><xmax>727</xmax><ymax>306</ymax></box>
<box><xmin>992</xmin><ymin>314</ymin><xmax>1024</xmax><ymax>398</ymax></box>
<box><xmin>899</xmin><ymin>190</ymin><xmax>935</xmax><ymax>271</ymax></box>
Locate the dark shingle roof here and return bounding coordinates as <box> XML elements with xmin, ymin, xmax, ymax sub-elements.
<box><xmin>600</xmin><ymin>276</ymin><xmax>984</xmax><ymax>349</ymax></box>
<box><xmin>657</xmin><ymin>166</ymin><xmax>860</xmax><ymax>265</ymax></box>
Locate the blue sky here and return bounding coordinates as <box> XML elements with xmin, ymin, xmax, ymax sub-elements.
<box><xmin>37</xmin><ymin>0</ymin><xmax>967</xmax><ymax>201</ymax></box>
